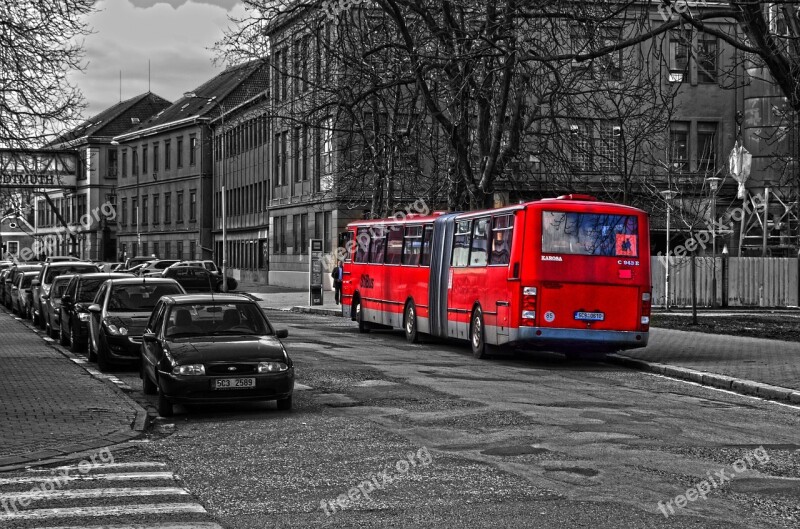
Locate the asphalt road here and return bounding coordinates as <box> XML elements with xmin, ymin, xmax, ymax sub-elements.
<box><xmin>5</xmin><ymin>309</ymin><xmax>800</xmax><ymax>528</ymax></box>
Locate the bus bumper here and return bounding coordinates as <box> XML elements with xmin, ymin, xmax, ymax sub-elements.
<box><xmin>514</xmin><ymin>327</ymin><xmax>648</xmax><ymax>351</ymax></box>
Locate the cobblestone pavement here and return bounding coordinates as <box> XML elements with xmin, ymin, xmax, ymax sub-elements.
<box><xmin>0</xmin><ymin>309</ymin><xmax>144</xmax><ymax>468</ymax></box>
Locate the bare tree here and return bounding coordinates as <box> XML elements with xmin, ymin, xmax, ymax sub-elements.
<box><xmin>0</xmin><ymin>0</ymin><xmax>94</xmax><ymax>149</ymax></box>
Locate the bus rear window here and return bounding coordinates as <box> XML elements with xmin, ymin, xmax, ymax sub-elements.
<box><xmin>541</xmin><ymin>211</ymin><xmax>638</xmax><ymax>257</ymax></box>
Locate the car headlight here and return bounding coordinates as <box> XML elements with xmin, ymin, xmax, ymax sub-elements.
<box><xmin>106</xmin><ymin>323</ymin><xmax>128</xmax><ymax>336</ymax></box>
<box><xmin>258</xmin><ymin>361</ymin><xmax>288</xmax><ymax>373</ymax></box>
<box><xmin>172</xmin><ymin>364</ymin><xmax>205</xmax><ymax>376</ymax></box>
<box><xmin>78</xmin><ymin>312</ymin><xmax>91</xmax><ymax>321</ymax></box>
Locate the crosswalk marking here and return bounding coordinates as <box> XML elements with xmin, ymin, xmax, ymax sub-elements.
<box><xmin>0</xmin><ymin>486</ymin><xmax>189</xmax><ymax>501</ymax></box>
<box><xmin>0</xmin><ymin>502</ymin><xmax>208</xmax><ymax>520</ymax></box>
<box><xmin>0</xmin><ymin>471</ymin><xmax>175</xmax><ymax>485</ymax></box>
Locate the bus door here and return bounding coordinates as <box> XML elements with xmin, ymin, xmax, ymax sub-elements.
<box><xmin>428</xmin><ymin>214</ymin><xmax>457</xmax><ymax>338</ymax></box>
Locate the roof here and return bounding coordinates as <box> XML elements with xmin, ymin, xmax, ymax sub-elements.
<box><xmin>116</xmin><ymin>60</ymin><xmax>270</xmax><ymax>140</ymax></box>
<box><xmin>49</xmin><ymin>93</ymin><xmax>172</xmax><ymax>146</ymax></box>
<box><xmin>167</xmin><ymin>293</ymin><xmax>253</xmax><ymax>304</ymax></box>
<box><xmin>45</xmin><ymin>261</ymin><xmax>98</xmax><ymax>269</ymax></box>
<box><xmin>107</xmin><ymin>277</ymin><xmax>181</xmax><ymax>285</ymax></box>
<box><xmin>73</xmin><ymin>273</ymin><xmax>134</xmax><ymax>280</ymax></box>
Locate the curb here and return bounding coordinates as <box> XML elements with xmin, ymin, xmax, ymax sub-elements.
<box><xmin>285</xmin><ymin>305</ymin><xmax>345</xmax><ymax>317</ymax></box>
<box><xmin>606</xmin><ymin>353</ymin><xmax>800</xmax><ymax>405</ymax></box>
<box><xmin>0</xmin><ymin>311</ymin><xmax>149</xmax><ymax>472</ymax></box>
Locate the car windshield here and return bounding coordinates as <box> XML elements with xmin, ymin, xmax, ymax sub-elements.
<box><xmin>77</xmin><ymin>278</ymin><xmax>108</xmax><ymax>302</ymax></box>
<box><xmin>45</xmin><ymin>265</ymin><xmax>98</xmax><ymax>284</ymax></box>
<box><xmin>203</xmin><ymin>262</ymin><xmax>215</xmax><ymax>271</ymax></box>
<box><xmin>107</xmin><ymin>283</ymin><xmax>184</xmax><ymax>312</ymax></box>
<box><xmin>21</xmin><ymin>274</ymin><xmax>35</xmax><ymax>288</ymax></box>
<box><xmin>165</xmin><ymin>302</ymin><xmax>271</xmax><ymax>339</ymax></box>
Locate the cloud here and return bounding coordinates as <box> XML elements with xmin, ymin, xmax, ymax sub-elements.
<box><xmin>74</xmin><ymin>0</ymin><xmax>247</xmax><ymax>117</ymax></box>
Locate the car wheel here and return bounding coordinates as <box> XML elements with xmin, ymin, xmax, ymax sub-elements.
<box><xmin>96</xmin><ymin>333</ymin><xmax>112</xmax><ymax>372</ymax></box>
<box><xmin>157</xmin><ymin>380</ymin><xmax>173</xmax><ymax>417</ymax></box>
<box><xmin>404</xmin><ymin>301</ymin><xmax>419</xmax><ymax>343</ymax></box>
<box><xmin>355</xmin><ymin>298</ymin><xmax>370</xmax><ymax>334</ymax></box>
<box><xmin>141</xmin><ymin>361</ymin><xmax>157</xmax><ymax>395</ymax></box>
<box><xmin>276</xmin><ymin>395</ymin><xmax>292</xmax><ymax>411</ymax></box>
<box><xmin>471</xmin><ymin>306</ymin><xmax>489</xmax><ymax>359</ymax></box>
<box><xmin>69</xmin><ymin>321</ymin><xmax>84</xmax><ymax>353</ymax></box>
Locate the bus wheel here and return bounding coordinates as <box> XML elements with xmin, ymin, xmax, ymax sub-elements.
<box><xmin>471</xmin><ymin>307</ymin><xmax>488</xmax><ymax>359</ymax></box>
<box><xmin>404</xmin><ymin>302</ymin><xmax>418</xmax><ymax>343</ymax></box>
<box><xmin>355</xmin><ymin>299</ymin><xmax>370</xmax><ymax>334</ymax></box>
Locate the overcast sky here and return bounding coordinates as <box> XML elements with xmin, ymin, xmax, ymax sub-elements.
<box><xmin>75</xmin><ymin>0</ymin><xmax>246</xmax><ymax>118</ymax></box>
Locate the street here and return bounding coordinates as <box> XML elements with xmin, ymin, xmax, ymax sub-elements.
<box><xmin>2</xmin><ymin>305</ymin><xmax>799</xmax><ymax>528</ymax></box>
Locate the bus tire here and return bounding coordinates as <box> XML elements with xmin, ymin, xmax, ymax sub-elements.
<box><xmin>404</xmin><ymin>301</ymin><xmax>418</xmax><ymax>343</ymax></box>
<box><xmin>471</xmin><ymin>307</ymin><xmax>489</xmax><ymax>359</ymax></box>
<box><xmin>355</xmin><ymin>298</ymin><xmax>370</xmax><ymax>334</ymax></box>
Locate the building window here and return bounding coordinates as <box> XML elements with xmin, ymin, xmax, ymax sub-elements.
<box><xmin>275</xmin><ymin>131</ymin><xmax>287</xmax><ymax>186</ymax></box>
<box><xmin>176</xmin><ymin>240</ymin><xmax>183</xmax><ymax>260</ymax></box>
<box><xmin>669</xmin><ymin>121</ymin><xmax>689</xmax><ymax>172</ymax></box>
<box><xmin>281</xmin><ymin>49</ymin><xmax>288</xmax><ymax>100</ymax></box>
<box><xmin>142</xmin><ymin>145</ymin><xmax>148</xmax><ymax>174</ymax></box>
<box><xmin>164</xmin><ymin>241</ymin><xmax>171</xmax><ymax>259</ymax></box>
<box><xmin>142</xmin><ymin>196</ymin><xmax>148</xmax><ymax>225</ymax></box>
<box><xmin>274</xmin><ymin>216</ymin><xmax>287</xmax><ymax>254</ymax></box>
<box><xmin>697</xmin><ymin>34</ymin><xmax>718</xmax><ymax>83</ymax></box>
<box><xmin>293</xmin><ymin>213</ymin><xmax>308</xmax><ymax>254</ymax></box>
<box><xmin>669</xmin><ymin>29</ymin><xmax>691</xmax><ymax>82</ymax></box>
<box><xmin>569</xmin><ymin>121</ymin><xmax>593</xmax><ymax>172</ymax></box>
<box><xmin>177</xmin><ymin>136</ymin><xmax>184</xmax><ymax>168</ymax></box>
<box><xmin>189</xmin><ymin>134</ymin><xmax>197</xmax><ymax>166</ymax></box>
<box><xmin>121</xmin><ymin>198</ymin><xmax>127</xmax><ymax>226</ymax></box>
<box><xmin>164</xmin><ymin>140</ymin><xmax>171</xmax><ymax>170</ymax></box>
<box><xmin>131</xmin><ymin>197</ymin><xmax>138</xmax><ymax>226</ymax></box>
<box><xmin>320</xmin><ymin>117</ymin><xmax>333</xmax><ymax>190</ymax></box>
<box><xmin>164</xmin><ymin>193</ymin><xmax>171</xmax><ymax>224</ymax></box>
<box><xmin>177</xmin><ymin>192</ymin><xmax>184</xmax><ymax>223</ymax></box>
<box><xmin>132</xmin><ymin>147</ymin><xmax>138</xmax><ymax>176</ymax></box>
<box><xmin>697</xmin><ymin>122</ymin><xmax>717</xmax><ymax>173</ymax></box>
<box><xmin>153</xmin><ymin>194</ymin><xmax>160</xmax><ymax>224</ymax></box>
<box><xmin>153</xmin><ymin>143</ymin><xmax>159</xmax><ymax>174</ymax></box>
<box><xmin>122</xmin><ymin>149</ymin><xmax>127</xmax><ymax>178</ymax></box>
<box><xmin>77</xmin><ymin>194</ymin><xmax>86</xmax><ymax>221</ymax></box>
<box><xmin>153</xmin><ymin>241</ymin><xmax>159</xmax><ymax>258</ymax></box>
<box><xmin>107</xmin><ymin>149</ymin><xmax>118</xmax><ymax>178</ymax></box>
<box><xmin>189</xmin><ymin>241</ymin><xmax>196</xmax><ymax>259</ymax></box>
<box><xmin>324</xmin><ymin>210</ymin><xmax>332</xmax><ymax>253</ymax></box>
<box><xmin>189</xmin><ymin>190</ymin><xmax>197</xmax><ymax>221</ymax></box>
<box><xmin>597</xmin><ymin>122</ymin><xmax>622</xmax><ymax>172</ymax></box>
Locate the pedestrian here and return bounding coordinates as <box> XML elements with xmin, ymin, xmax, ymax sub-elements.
<box><xmin>331</xmin><ymin>260</ymin><xmax>343</xmax><ymax>305</ymax></box>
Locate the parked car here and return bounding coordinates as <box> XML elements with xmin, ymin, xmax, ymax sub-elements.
<box><xmin>168</xmin><ymin>260</ymin><xmax>220</xmax><ymax>273</ymax></box>
<box><xmin>45</xmin><ymin>255</ymin><xmax>80</xmax><ymax>263</ymax></box>
<box><xmin>124</xmin><ymin>256</ymin><xmax>156</xmax><ymax>270</ymax></box>
<box><xmin>87</xmin><ymin>277</ymin><xmax>186</xmax><ymax>371</ymax></box>
<box><xmin>140</xmin><ymin>293</ymin><xmax>293</xmax><ymax>417</ymax></box>
<box><xmin>136</xmin><ymin>259</ymin><xmax>180</xmax><ymax>277</ymax></box>
<box><xmin>5</xmin><ymin>264</ymin><xmax>42</xmax><ymax>309</ymax></box>
<box><xmin>59</xmin><ymin>273</ymin><xmax>134</xmax><ymax>352</ymax></box>
<box><xmin>162</xmin><ymin>266</ymin><xmax>225</xmax><ymax>292</ymax></box>
<box><xmin>32</xmin><ymin>261</ymin><xmax>101</xmax><ymax>328</ymax></box>
<box><xmin>41</xmin><ymin>274</ymin><xmax>75</xmax><ymax>339</ymax></box>
<box><xmin>97</xmin><ymin>262</ymin><xmax>125</xmax><ymax>273</ymax></box>
<box><xmin>12</xmin><ymin>271</ymin><xmax>39</xmax><ymax>318</ymax></box>
<box><xmin>0</xmin><ymin>269</ymin><xmax>10</xmax><ymax>306</ymax></box>
<box><xmin>164</xmin><ymin>262</ymin><xmax>238</xmax><ymax>291</ymax></box>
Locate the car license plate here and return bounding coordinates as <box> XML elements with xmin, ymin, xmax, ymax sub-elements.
<box><xmin>213</xmin><ymin>378</ymin><xmax>256</xmax><ymax>390</ymax></box>
<box><xmin>574</xmin><ymin>311</ymin><xmax>605</xmax><ymax>321</ymax></box>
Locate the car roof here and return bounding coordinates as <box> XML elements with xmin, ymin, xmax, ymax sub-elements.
<box><xmin>106</xmin><ymin>277</ymin><xmax>181</xmax><ymax>286</ymax></box>
<box><xmin>72</xmin><ymin>273</ymin><xmax>134</xmax><ymax>280</ymax></box>
<box><xmin>165</xmin><ymin>293</ymin><xmax>252</xmax><ymax>304</ymax></box>
<box><xmin>45</xmin><ymin>261</ymin><xmax>97</xmax><ymax>268</ymax></box>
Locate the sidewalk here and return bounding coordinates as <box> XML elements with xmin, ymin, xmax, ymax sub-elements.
<box><xmin>243</xmin><ymin>284</ymin><xmax>800</xmax><ymax>404</ymax></box>
<box><xmin>0</xmin><ymin>309</ymin><xmax>147</xmax><ymax>470</ymax></box>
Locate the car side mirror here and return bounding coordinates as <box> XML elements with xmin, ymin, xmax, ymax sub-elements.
<box><xmin>88</xmin><ymin>304</ymin><xmax>101</xmax><ymax>314</ymax></box>
<box><xmin>276</xmin><ymin>329</ymin><xmax>288</xmax><ymax>339</ymax></box>
<box><xmin>31</xmin><ymin>279</ymin><xmax>40</xmax><ymax>286</ymax></box>
<box><xmin>142</xmin><ymin>332</ymin><xmax>157</xmax><ymax>343</ymax></box>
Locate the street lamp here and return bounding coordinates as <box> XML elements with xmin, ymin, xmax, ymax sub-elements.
<box><xmin>110</xmin><ymin>140</ymin><xmax>140</xmax><ymax>256</ymax></box>
<box><xmin>706</xmin><ymin>176</ymin><xmax>722</xmax><ymax>308</ymax></box>
<box><xmin>660</xmin><ymin>189</ymin><xmax>678</xmax><ymax>310</ymax></box>
<box><xmin>183</xmin><ymin>92</ymin><xmax>228</xmax><ymax>292</ymax></box>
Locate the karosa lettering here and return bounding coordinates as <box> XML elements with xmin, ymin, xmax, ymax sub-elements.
<box><xmin>541</xmin><ymin>255</ymin><xmax>563</xmax><ymax>262</ymax></box>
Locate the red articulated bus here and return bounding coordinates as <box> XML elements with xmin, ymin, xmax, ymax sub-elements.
<box><xmin>340</xmin><ymin>194</ymin><xmax>651</xmax><ymax>358</ymax></box>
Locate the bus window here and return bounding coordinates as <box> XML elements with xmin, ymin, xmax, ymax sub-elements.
<box><xmin>369</xmin><ymin>229</ymin><xmax>386</xmax><ymax>263</ymax></box>
<box><xmin>542</xmin><ymin>211</ymin><xmax>639</xmax><ymax>256</ymax></box>
<box><xmin>339</xmin><ymin>231</ymin><xmax>354</xmax><ymax>262</ymax></box>
<box><xmin>420</xmin><ymin>225</ymin><xmax>434</xmax><ymax>266</ymax></box>
<box><xmin>469</xmin><ymin>217</ymin><xmax>490</xmax><ymax>266</ymax></box>
<box><xmin>386</xmin><ymin>226</ymin><xmax>403</xmax><ymax>265</ymax></box>
<box><xmin>402</xmin><ymin>225</ymin><xmax>423</xmax><ymax>266</ymax></box>
<box><xmin>490</xmin><ymin>214</ymin><xmax>513</xmax><ymax>264</ymax></box>
<box><xmin>451</xmin><ymin>219</ymin><xmax>472</xmax><ymax>267</ymax></box>
<box><xmin>355</xmin><ymin>227</ymin><xmax>370</xmax><ymax>263</ymax></box>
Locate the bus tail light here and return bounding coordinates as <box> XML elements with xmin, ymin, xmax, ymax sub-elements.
<box><xmin>640</xmin><ymin>291</ymin><xmax>651</xmax><ymax>331</ymax></box>
<box><xmin>521</xmin><ymin>286</ymin><xmax>537</xmax><ymax>326</ymax></box>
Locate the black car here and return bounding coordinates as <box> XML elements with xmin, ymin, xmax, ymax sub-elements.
<box><xmin>140</xmin><ymin>293</ymin><xmax>294</xmax><ymax>417</ymax></box>
<box><xmin>87</xmin><ymin>277</ymin><xmax>186</xmax><ymax>371</ymax></box>
<box><xmin>59</xmin><ymin>273</ymin><xmax>133</xmax><ymax>352</ymax></box>
<box><xmin>32</xmin><ymin>261</ymin><xmax>100</xmax><ymax>329</ymax></box>
<box><xmin>162</xmin><ymin>266</ymin><xmax>224</xmax><ymax>293</ymax></box>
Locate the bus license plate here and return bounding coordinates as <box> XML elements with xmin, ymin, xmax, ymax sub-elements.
<box><xmin>574</xmin><ymin>311</ymin><xmax>605</xmax><ymax>321</ymax></box>
<box><xmin>213</xmin><ymin>378</ymin><xmax>256</xmax><ymax>390</ymax></box>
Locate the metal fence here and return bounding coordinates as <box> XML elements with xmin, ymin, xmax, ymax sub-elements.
<box><xmin>651</xmin><ymin>256</ymin><xmax>799</xmax><ymax>308</ymax></box>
